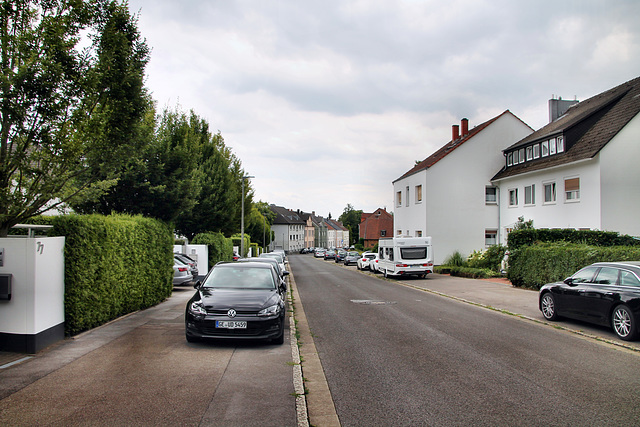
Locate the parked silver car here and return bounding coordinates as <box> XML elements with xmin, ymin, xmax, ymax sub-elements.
<box><xmin>173</xmin><ymin>259</ymin><xmax>193</xmax><ymax>286</ymax></box>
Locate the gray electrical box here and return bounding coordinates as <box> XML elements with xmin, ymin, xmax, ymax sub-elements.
<box><xmin>0</xmin><ymin>274</ymin><xmax>11</xmax><ymax>300</ymax></box>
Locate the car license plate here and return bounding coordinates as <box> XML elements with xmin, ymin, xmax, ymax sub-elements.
<box><xmin>216</xmin><ymin>320</ymin><xmax>247</xmax><ymax>329</ymax></box>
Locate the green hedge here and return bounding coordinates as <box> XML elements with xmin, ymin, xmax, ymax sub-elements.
<box><xmin>434</xmin><ymin>265</ymin><xmax>499</xmax><ymax>279</ymax></box>
<box><xmin>192</xmin><ymin>232</ymin><xmax>233</xmax><ymax>267</ymax></box>
<box><xmin>48</xmin><ymin>214</ymin><xmax>173</xmax><ymax>335</ymax></box>
<box><xmin>507</xmin><ymin>229</ymin><xmax>640</xmax><ymax>250</ymax></box>
<box><xmin>507</xmin><ymin>242</ymin><xmax>640</xmax><ymax>289</ymax></box>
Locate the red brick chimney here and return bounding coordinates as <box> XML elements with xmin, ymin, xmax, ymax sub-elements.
<box><xmin>452</xmin><ymin>124</ymin><xmax>460</xmax><ymax>141</ymax></box>
<box><xmin>461</xmin><ymin>118</ymin><xmax>469</xmax><ymax>137</ymax></box>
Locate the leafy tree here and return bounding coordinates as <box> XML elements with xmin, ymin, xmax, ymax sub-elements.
<box><xmin>73</xmin><ymin>106</ymin><xmax>202</xmax><ymax>225</ymax></box>
<box><xmin>339</xmin><ymin>203</ymin><xmax>363</xmax><ymax>245</ymax></box>
<box><xmin>0</xmin><ymin>0</ymin><xmax>150</xmax><ymax>236</ymax></box>
<box><xmin>245</xmin><ymin>201</ymin><xmax>276</xmax><ymax>248</ymax></box>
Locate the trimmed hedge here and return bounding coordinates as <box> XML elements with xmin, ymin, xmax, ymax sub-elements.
<box><xmin>434</xmin><ymin>265</ymin><xmax>499</xmax><ymax>279</ymax></box>
<box><xmin>507</xmin><ymin>229</ymin><xmax>640</xmax><ymax>250</ymax></box>
<box><xmin>507</xmin><ymin>242</ymin><xmax>640</xmax><ymax>290</ymax></box>
<box><xmin>192</xmin><ymin>231</ymin><xmax>233</xmax><ymax>267</ymax></box>
<box><xmin>48</xmin><ymin>214</ymin><xmax>173</xmax><ymax>335</ymax></box>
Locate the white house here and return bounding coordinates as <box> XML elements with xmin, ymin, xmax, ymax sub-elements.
<box><xmin>492</xmin><ymin>76</ymin><xmax>640</xmax><ymax>241</ymax></box>
<box><xmin>392</xmin><ymin>112</ymin><xmax>533</xmax><ymax>264</ymax></box>
<box><xmin>269</xmin><ymin>205</ymin><xmax>306</xmax><ymax>252</ymax></box>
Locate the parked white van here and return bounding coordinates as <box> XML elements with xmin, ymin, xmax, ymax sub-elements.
<box><xmin>377</xmin><ymin>237</ymin><xmax>433</xmax><ymax>278</ymax></box>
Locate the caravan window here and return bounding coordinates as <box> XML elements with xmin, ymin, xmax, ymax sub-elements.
<box><xmin>400</xmin><ymin>247</ymin><xmax>427</xmax><ymax>260</ymax></box>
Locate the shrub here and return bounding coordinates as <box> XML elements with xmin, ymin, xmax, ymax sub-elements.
<box><xmin>192</xmin><ymin>232</ymin><xmax>234</xmax><ymax>266</ymax></box>
<box><xmin>443</xmin><ymin>251</ymin><xmax>467</xmax><ymax>267</ymax></box>
<box><xmin>507</xmin><ymin>242</ymin><xmax>640</xmax><ymax>289</ymax></box>
<box><xmin>48</xmin><ymin>214</ymin><xmax>173</xmax><ymax>335</ymax></box>
<box><xmin>507</xmin><ymin>229</ymin><xmax>640</xmax><ymax>251</ymax></box>
<box><xmin>467</xmin><ymin>245</ymin><xmax>507</xmax><ymax>272</ymax></box>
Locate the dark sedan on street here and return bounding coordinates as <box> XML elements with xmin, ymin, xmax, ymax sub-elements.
<box><xmin>185</xmin><ymin>262</ymin><xmax>286</xmax><ymax>345</ymax></box>
<box><xmin>539</xmin><ymin>261</ymin><xmax>640</xmax><ymax>341</ymax></box>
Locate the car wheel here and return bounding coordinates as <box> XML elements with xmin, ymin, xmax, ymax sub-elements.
<box><xmin>357</xmin><ymin>264</ymin><xmax>360</xmax><ymax>270</ymax></box>
<box><xmin>540</xmin><ymin>292</ymin><xmax>559</xmax><ymax>321</ymax></box>
<box><xmin>383</xmin><ymin>269</ymin><xmax>388</xmax><ymax>278</ymax></box>
<box><xmin>612</xmin><ymin>305</ymin><xmax>637</xmax><ymax>341</ymax></box>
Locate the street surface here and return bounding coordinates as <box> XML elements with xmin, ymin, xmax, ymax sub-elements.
<box><xmin>0</xmin><ymin>287</ymin><xmax>297</xmax><ymax>426</ymax></box>
<box><xmin>291</xmin><ymin>254</ymin><xmax>640</xmax><ymax>426</ymax></box>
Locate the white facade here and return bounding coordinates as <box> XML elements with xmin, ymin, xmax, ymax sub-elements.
<box><xmin>599</xmin><ymin>112</ymin><xmax>640</xmax><ymax>236</ymax></box>
<box><xmin>393</xmin><ymin>113</ymin><xmax>533</xmax><ymax>264</ymax></box>
<box><xmin>271</xmin><ymin>223</ymin><xmax>305</xmax><ymax>252</ymax></box>
<box><xmin>496</xmin><ymin>112</ymin><xmax>640</xmax><ymax>239</ymax></box>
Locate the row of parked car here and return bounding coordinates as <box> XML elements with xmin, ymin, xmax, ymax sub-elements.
<box><xmin>309</xmin><ymin>247</ymin><xmax>383</xmax><ymax>272</ymax></box>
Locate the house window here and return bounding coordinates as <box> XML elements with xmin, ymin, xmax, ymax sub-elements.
<box><xmin>565</xmin><ymin>177</ymin><xmax>580</xmax><ymax>201</ymax></box>
<box><xmin>524</xmin><ymin>184</ymin><xmax>535</xmax><ymax>205</ymax></box>
<box><xmin>396</xmin><ymin>191</ymin><xmax>402</xmax><ymax>207</ymax></box>
<box><xmin>533</xmin><ymin>144</ymin><xmax>540</xmax><ymax>159</ymax></box>
<box><xmin>415</xmin><ymin>230</ymin><xmax>422</xmax><ymax>237</ymax></box>
<box><xmin>526</xmin><ymin>146</ymin><xmax>533</xmax><ymax>161</ymax></box>
<box><xmin>485</xmin><ymin>229</ymin><xmax>497</xmax><ymax>246</ymax></box>
<box><xmin>509</xmin><ymin>188</ymin><xmax>518</xmax><ymax>206</ymax></box>
<box><xmin>557</xmin><ymin>136</ymin><xmax>564</xmax><ymax>153</ymax></box>
<box><xmin>549</xmin><ymin>138</ymin><xmax>557</xmax><ymax>155</ymax></box>
<box><xmin>544</xmin><ymin>182</ymin><xmax>556</xmax><ymax>203</ymax></box>
<box><xmin>518</xmin><ymin>148</ymin><xmax>525</xmax><ymax>163</ymax></box>
<box><xmin>507</xmin><ymin>152</ymin><xmax>513</xmax><ymax>166</ymax></box>
<box><xmin>415</xmin><ymin>185</ymin><xmax>423</xmax><ymax>203</ymax></box>
<box><xmin>380</xmin><ymin>230</ymin><xmax>386</xmax><ymax>237</ymax></box>
<box><xmin>405</xmin><ymin>186</ymin><xmax>409</xmax><ymax>207</ymax></box>
<box><xmin>542</xmin><ymin>140</ymin><xmax>549</xmax><ymax>157</ymax></box>
<box><xmin>485</xmin><ymin>186</ymin><xmax>497</xmax><ymax>204</ymax></box>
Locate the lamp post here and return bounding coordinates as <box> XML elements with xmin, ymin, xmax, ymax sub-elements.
<box><xmin>241</xmin><ymin>175</ymin><xmax>254</xmax><ymax>258</ymax></box>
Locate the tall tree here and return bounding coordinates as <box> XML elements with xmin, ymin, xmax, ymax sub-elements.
<box><xmin>74</xmin><ymin>106</ymin><xmax>203</xmax><ymax>225</ymax></box>
<box><xmin>0</xmin><ymin>0</ymin><xmax>150</xmax><ymax>236</ymax></box>
<box><xmin>339</xmin><ymin>204</ymin><xmax>363</xmax><ymax>245</ymax></box>
<box><xmin>245</xmin><ymin>201</ymin><xmax>276</xmax><ymax>248</ymax></box>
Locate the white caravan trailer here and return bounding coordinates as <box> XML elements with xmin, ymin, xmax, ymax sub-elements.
<box><xmin>377</xmin><ymin>237</ymin><xmax>433</xmax><ymax>278</ymax></box>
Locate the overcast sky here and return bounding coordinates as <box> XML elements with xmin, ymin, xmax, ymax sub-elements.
<box><xmin>126</xmin><ymin>0</ymin><xmax>640</xmax><ymax>218</ymax></box>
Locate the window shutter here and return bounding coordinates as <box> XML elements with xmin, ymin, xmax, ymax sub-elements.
<box><xmin>565</xmin><ymin>178</ymin><xmax>580</xmax><ymax>191</ymax></box>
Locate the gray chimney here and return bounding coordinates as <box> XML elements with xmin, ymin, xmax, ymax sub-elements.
<box><xmin>549</xmin><ymin>96</ymin><xmax>579</xmax><ymax>122</ymax></box>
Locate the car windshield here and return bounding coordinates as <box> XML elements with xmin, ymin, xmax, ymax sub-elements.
<box><xmin>348</xmin><ymin>252</ymin><xmax>359</xmax><ymax>256</ymax></box>
<box><xmin>203</xmin><ymin>267</ymin><xmax>275</xmax><ymax>289</ymax></box>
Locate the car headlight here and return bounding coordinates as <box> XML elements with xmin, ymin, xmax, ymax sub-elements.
<box><xmin>189</xmin><ymin>301</ymin><xmax>207</xmax><ymax>316</ymax></box>
<box><xmin>258</xmin><ymin>304</ymin><xmax>281</xmax><ymax>317</ymax></box>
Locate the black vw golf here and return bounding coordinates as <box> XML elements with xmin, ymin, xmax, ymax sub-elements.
<box><xmin>185</xmin><ymin>262</ymin><xmax>286</xmax><ymax>344</ymax></box>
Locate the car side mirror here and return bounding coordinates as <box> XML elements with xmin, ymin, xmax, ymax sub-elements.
<box><xmin>193</xmin><ymin>280</ymin><xmax>202</xmax><ymax>289</ymax></box>
<box><xmin>563</xmin><ymin>277</ymin><xmax>574</xmax><ymax>286</ymax></box>
<box><xmin>283</xmin><ymin>270</ymin><xmax>290</xmax><ymax>276</ymax></box>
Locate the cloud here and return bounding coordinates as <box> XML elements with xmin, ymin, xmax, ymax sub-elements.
<box><xmin>129</xmin><ymin>0</ymin><xmax>640</xmax><ymax>218</ymax></box>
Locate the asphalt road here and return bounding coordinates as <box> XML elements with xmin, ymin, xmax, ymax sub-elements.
<box><xmin>0</xmin><ymin>287</ymin><xmax>297</xmax><ymax>426</ymax></box>
<box><xmin>291</xmin><ymin>255</ymin><xmax>640</xmax><ymax>426</ymax></box>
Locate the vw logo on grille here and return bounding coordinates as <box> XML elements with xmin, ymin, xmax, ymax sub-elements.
<box><xmin>227</xmin><ymin>309</ymin><xmax>237</xmax><ymax>318</ymax></box>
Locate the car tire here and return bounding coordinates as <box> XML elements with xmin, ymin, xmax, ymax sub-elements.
<box><xmin>540</xmin><ymin>292</ymin><xmax>559</xmax><ymax>321</ymax></box>
<box><xmin>540</xmin><ymin>292</ymin><xmax>559</xmax><ymax>320</ymax></box>
<box><xmin>383</xmin><ymin>269</ymin><xmax>388</xmax><ymax>278</ymax></box>
<box><xmin>357</xmin><ymin>264</ymin><xmax>360</xmax><ymax>270</ymax></box>
<box><xmin>612</xmin><ymin>305</ymin><xmax>637</xmax><ymax>341</ymax></box>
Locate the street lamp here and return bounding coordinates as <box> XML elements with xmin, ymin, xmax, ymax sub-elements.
<box><xmin>241</xmin><ymin>175</ymin><xmax>254</xmax><ymax>258</ymax></box>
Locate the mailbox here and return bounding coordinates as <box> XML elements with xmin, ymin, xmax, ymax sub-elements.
<box><xmin>0</xmin><ymin>274</ymin><xmax>11</xmax><ymax>300</ymax></box>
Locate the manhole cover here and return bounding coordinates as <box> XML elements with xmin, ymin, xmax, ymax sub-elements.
<box><xmin>350</xmin><ymin>300</ymin><xmax>397</xmax><ymax>305</ymax></box>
